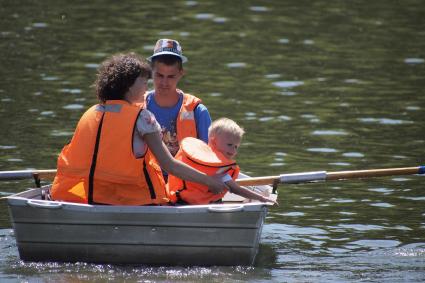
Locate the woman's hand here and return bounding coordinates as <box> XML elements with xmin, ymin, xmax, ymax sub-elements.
<box><xmin>206</xmin><ymin>174</ymin><xmax>229</xmax><ymax>194</ymax></box>
<box><xmin>144</xmin><ymin>131</ymin><xmax>229</xmax><ymax>191</ymax></box>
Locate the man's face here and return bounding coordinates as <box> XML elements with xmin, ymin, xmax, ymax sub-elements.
<box><xmin>152</xmin><ymin>61</ymin><xmax>184</xmax><ymax>95</ymax></box>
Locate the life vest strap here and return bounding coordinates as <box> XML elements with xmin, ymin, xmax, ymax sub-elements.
<box><xmin>143</xmin><ymin>159</ymin><xmax>157</xmax><ymax>199</ymax></box>
<box><xmin>88</xmin><ymin>112</ymin><xmax>105</xmax><ymax>204</ymax></box>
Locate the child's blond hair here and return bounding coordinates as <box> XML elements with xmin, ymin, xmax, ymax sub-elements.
<box><xmin>208</xmin><ymin>118</ymin><xmax>245</xmax><ymax>140</ymax></box>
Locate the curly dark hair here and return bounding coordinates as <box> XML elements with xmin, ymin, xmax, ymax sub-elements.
<box><xmin>94</xmin><ymin>53</ymin><xmax>151</xmax><ymax>102</ymax></box>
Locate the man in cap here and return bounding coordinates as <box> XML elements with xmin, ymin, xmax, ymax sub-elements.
<box><xmin>146</xmin><ymin>39</ymin><xmax>212</xmax><ymax>159</ymax></box>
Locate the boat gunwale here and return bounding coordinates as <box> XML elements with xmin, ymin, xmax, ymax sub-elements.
<box><xmin>6</xmin><ymin>188</ymin><xmax>275</xmax><ymax>214</ymax></box>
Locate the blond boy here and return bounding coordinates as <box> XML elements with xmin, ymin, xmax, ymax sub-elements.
<box><xmin>167</xmin><ymin>118</ymin><xmax>277</xmax><ymax>205</ymax></box>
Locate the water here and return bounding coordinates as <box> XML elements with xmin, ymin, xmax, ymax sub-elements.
<box><xmin>1</xmin><ymin>0</ymin><xmax>425</xmax><ymax>281</ymax></box>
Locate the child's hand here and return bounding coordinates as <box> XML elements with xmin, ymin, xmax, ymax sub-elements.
<box><xmin>261</xmin><ymin>196</ymin><xmax>279</xmax><ymax>206</ymax></box>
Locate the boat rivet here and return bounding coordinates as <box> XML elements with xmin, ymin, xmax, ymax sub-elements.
<box><xmin>151</xmin><ymin>228</ymin><xmax>156</xmax><ymax>232</ymax></box>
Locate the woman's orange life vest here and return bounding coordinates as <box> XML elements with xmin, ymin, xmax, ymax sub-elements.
<box><xmin>167</xmin><ymin>137</ymin><xmax>240</xmax><ymax>205</ymax></box>
<box><xmin>175</xmin><ymin>92</ymin><xmax>201</xmax><ymax>143</ymax></box>
<box><xmin>50</xmin><ymin>100</ymin><xmax>168</xmax><ymax>205</ymax></box>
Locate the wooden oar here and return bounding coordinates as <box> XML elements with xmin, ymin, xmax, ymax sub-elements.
<box><xmin>1</xmin><ymin>166</ymin><xmax>424</xmax><ymax>186</ymax></box>
<box><xmin>0</xmin><ymin>169</ymin><xmax>56</xmax><ymax>181</ymax></box>
<box><xmin>235</xmin><ymin>166</ymin><xmax>425</xmax><ymax>186</ymax></box>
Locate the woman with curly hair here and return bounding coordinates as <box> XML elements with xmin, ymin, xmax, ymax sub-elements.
<box><xmin>50</xmin><ymin>53</ymin><xmax>226</xmax><ymax>205</ymax></box>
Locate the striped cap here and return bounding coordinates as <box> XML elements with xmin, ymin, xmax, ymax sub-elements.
<box><xmin>147</xmin><ymin>39</ymin><xmax>188</xmax><ymax>63</ymax></box>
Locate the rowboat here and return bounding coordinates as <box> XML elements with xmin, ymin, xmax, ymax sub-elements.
<box><xmin>5</xmin><ymin>174</ymin><xmax>276</xmax><ymax>266</ymax></box>
<box><xmin>5</xmin><ymin>165</ymin><xmax>422</xmax><ymax>265</ymax></box>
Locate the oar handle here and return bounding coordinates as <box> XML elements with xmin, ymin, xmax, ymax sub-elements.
<box><xmin>326</xmin><ymin>166</ymin><xmax>423</xmax><ymax>180</ymax></box>
<box><xmin>0</xmin><ymin>169</ymin><xmax>56</xmax><ymax>181</ymax></box>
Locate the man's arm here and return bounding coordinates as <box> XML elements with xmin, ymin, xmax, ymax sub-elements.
<box><xmin>194</xmin><ymin>103</ymin><xmax>211</xmax><ymax>143</ymax></box>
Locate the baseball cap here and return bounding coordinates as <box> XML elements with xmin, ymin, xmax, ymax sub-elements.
<box><xmin>147</xmin><ymin>39</ymin><xmax>188</xmax><ymax>63</ymax></box>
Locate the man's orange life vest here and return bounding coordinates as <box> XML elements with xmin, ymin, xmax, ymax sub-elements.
<box><xmin>176</xmin><ymin>92</ymin><xmax>201</xmax><ymax>143</ymax></box>
<box><xmin>50</xmin><ymin>100</ymin><xmax>168</xmax><ymax>205</ymax></box>
<box><xmin>167</xmin><ymin>137</ymin><xmax>240</xmax><ymax>205</ymax></box>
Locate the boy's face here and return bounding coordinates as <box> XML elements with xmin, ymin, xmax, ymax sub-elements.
<box><xmin>210</xmin><ymin>132</ymin><xmax>241</xmax><ymax>160</ymax></box>
<box><xmin>152</xmin><ymin>61</ymin><xmax>184</xmax><ymax>96</ymax></box>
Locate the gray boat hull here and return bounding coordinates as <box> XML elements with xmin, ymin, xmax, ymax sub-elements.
<box><xmin>7</xmin><ymin>187</ymin><xmax>271</xmax><ymax>266</ymax></box>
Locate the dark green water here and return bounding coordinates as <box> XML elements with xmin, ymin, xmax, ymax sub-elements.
<box><xmin>1</xmin><ymin>0</ymin><xmax>424</xmax><ymax>282</ymax></box>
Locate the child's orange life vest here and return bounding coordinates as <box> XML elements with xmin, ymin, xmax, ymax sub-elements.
<box><xmin>167</xmin><ymin>137</ymin><xmax>240</xmax><ymax>204</ymax></box>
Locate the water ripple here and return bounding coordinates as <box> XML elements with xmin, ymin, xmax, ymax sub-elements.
<box><xmin>329</xmin><ymin>162</ymin><xmax>351</xmax><ymax>166</ymax></box>
<box><xmin>277</xmin><ymin>115</ymin><xmax>292</xmax><ymax>121</ymax></box>
<box><xmin>7</xmin><ymin>158</ymin><xmax>23</xmax><ymax>162</ymax></box>
<box><xmin>272</xmin><ymin>81</ymin><xmax>304</xmax><ymax>88</ymax></box>
<box><xmin>32</xmin><ymin>22</ymin><xmax>48</xmax><ymax>28</ymax></box>
<box><xmin>279</xmin><ymin>91</ymin><xmax>297</xmax><ymax>96</ymax></box>
<box><xmin>185</xmin><ymin>1</ymin><xmax>198</xmax><ymax>6</ymax></box>
<box><xmin>369</xmin><ymin>202</ymin><xmax>395</xmax><ymax>208</ymax></box>
<box><xmin>404</xmin><ymin>58</ymin><xmax>424</xmax><ymax>64</ymax></box>
<box><xmin>258</xmin><ymin>116</ymin><xmax>274</xmax><ymax>122</ymax></box>
<box><xmin>303</xmin><ymin>39</ymin><xmax>315</xmax><ymax>45</ymax></box>
<box><xmin>279</xmin><ymin>212</ymin><xmax>305</xmax><ymax>217</ymax></box>
<box><xmin>50</xmin><ymin>130</ymin><xmax>74</xmax><ymax>137</ymax></box>
<box><xmin>349</xmin><ymin>239</ymin><xmax>400</xmax><ymax>248</ymax></box>
<box><xmin>195</xmin><ymin>13</ymin><xmax>214</xmax><ymax>20</ymax></box>
<box><xmin>342</xmin><ymin>152</ymin><xmax>364</xmax><ymax>158</ymax></box>
<box><xmin>278</xmin><ymin>38</ymin><xmax>290</xmax><ymax>44</ymax></box>
<box><xmin>368</xmin><ymin>187</ymin><xmax>394</xmax><ymax>194</ymax></box>
<box><xmin>0</xmin><ymin>145</ymin><xmax>16</xmax><ymax>149</ymax></box>
<box><xmin>391</xmin><ymin>177</ymin><xmax>410</xmax><ymax>182</ymax></box>
<box><xmin>60</xmin><ymin>88</ymin><xmax>82</xmax><ymax>94</ymax></box>
<box><xmin>249</xmin><ymin>6</ymin><xmax>269</xmax><ymax>12</ymax></box>
<box><xmin>399</xmin><ymin>196</ymin><xmax>425</xmax><ymax>201</ymax></box>
<box><xmin>339</xmin><ymin>211</ymin><xmax>357</xmax><ymax>215</ymax></box>
<box><xmin>63</xmin><ymin>104</ymin><xmax>84</xmax><ymax>110</ymax></box>
<box><xmin>40</xmin><ymin>111</ymin><xmax>55</xmax><ymax>116</ymax></box>
<box><xmin>337</xmin><ymin>224</ymin><xmax>386</xmax><ymax>231</ymax></box>
<box><xmin>158</xmin><ymin>30</ymin><xmax>174</xmax><ymax>35</ymax></box>
<box><xmin>226</xmin><ymin>62</ymin><xmax>247</xmax><ymax>68</ymax></box>
<box><xmin>358</xmin><ymin>117</ymin><xmax>413</xmax><ymax>125</ymax></box>
<box><xmin>41</xmin><ymin>75</ymin><xmax>59</xmax><ymax>81</ymax></box>
<box><xmin>330</xmin><ymin>198</ymin><xmax>355</xmax><ymax>203</ymax></box>
<box><xmin>213</xmin><ymin>17</ymin><xmax>227</xmax><ymax>23</ymax></box>
<box><xmin>143</xmin><ymin>44</ymin><xmax>155</xmax><ymax>51</ymax></box>
<box><xmin>265</xmin><ymin>74</ymin><xmax>281</xmax><ymax>79</ymax></box>
<box><xmin>85</xmin><ymin>63</ymin><xmax>99</xmax><ymax>69</ymax></box>
<box><xmin>312</xmin><ymin>130</ymin><xmax>348</xmax><ymax>136</ymax></box>
<box><xmin>406</xmin><ymin>106</ymin><xmax>421</xmax><ymax>111</ymax></box>
<box><xmin>307</xmin><ymin>148</ymin><xmax>339</xmax><ymax>153</ymax></box>
<box><xmin>269</xmin><ymin>162</ymin><xmax>285</xmax><ymax>167</ymax></box>
<box><xmin>267</xmin><ymin>223</ymin><xmax>328</xmax><ymax>236</ymax></box>
<box><xmin>344</xmin><ymin>79</ymin><xmax>362</xmax><ymax>84</ymax></box>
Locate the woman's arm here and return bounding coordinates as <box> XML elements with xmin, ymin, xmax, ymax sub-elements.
<box><xmin>226</xmin><ymin>179</ymin><xmax>278</xmax><ymax>205</ymax></box>
<box><xmin>144</xmin><ymin>131</ymin><xmax>227</xmax><ymax>194</ymax></box>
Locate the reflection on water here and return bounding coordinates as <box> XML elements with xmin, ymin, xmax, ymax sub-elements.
<box><xmin>1</xmin><ymin>0</ymin><xmax>425</xmax><ymax>281</ymax></box>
